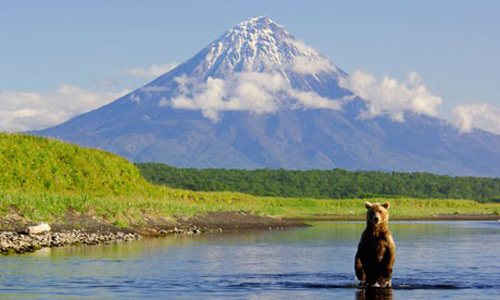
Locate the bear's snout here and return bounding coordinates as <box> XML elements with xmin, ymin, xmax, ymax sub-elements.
<box><xmin>373</xmin><ymin>216</ymin><xmax>380</xmax><ymax>224</ymax></box>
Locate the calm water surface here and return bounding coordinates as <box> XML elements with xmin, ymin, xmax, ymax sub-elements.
<box><xmin>1</xmin><ymin>221</ymin><xmax>499</xmax><ymax>299</ymax></box>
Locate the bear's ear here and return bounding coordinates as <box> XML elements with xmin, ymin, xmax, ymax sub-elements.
<box><xmin>381</xmin><ymin>202</ymin><xmax>390</xmax><ymax>210</ymax></box>
<box><xmin>364</xmin><ymin>202</ymin><xmax>373</xmax><ymax>209</ymax></box>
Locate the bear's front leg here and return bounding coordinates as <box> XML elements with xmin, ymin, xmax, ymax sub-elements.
<box><xmin>354</xmin><ymin>251</ymin><xmax>365</xmax><ymax>282</ymax></box>
<box><xmin>381</xmin><ymin>241</ymin><xmax>395</xmax><ymax>287</ymax></box>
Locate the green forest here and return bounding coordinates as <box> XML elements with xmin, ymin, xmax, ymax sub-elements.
<box><xmin>136</xmin><ymin>163</ymin><xmax>500</xmax><ymax>202</ymax></box>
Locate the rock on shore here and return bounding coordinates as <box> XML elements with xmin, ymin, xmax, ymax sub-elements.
<box><xmin>0</xmin><ymin>230</ymin><xmax>140</xmax><ymax>254</ymax></box>
<box><xmin>0</xmin><ymin>211</ymin><xmax>307</xmax><ymax>254</ymax></box>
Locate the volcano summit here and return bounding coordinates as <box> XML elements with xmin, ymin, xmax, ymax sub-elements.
<box><xmin>36</xmin><ymin>17</ymin><xmax>500</xmax><ymax>176</ymax></box>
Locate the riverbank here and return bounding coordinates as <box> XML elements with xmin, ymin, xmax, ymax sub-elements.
<box><xmin>0</xmin><ymin>230</ymin><xmax>140</xmax><ymax>254</ymax></box>
<box><xmin>0</xmin><ymin>211</ymin><xmax>307</xmax><ymax>254</ymax></box>
<box><xmin>2</xmin><ymin>210</ymin><xmax>499</xmax><ymax>254</ymax></box>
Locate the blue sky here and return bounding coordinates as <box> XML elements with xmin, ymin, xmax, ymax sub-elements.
<box><xmin>0</xmin><ymin>0</ymin><xmax>499</xmax><ymax>132</ymax></box>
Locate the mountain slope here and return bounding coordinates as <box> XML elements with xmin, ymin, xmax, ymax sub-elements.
<box><xmin>34</xmin><ymin>17</ymin><xmax>500</xmax><ymax>177</ymax></box>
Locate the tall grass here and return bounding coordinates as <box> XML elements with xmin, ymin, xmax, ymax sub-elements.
<box><xmin>0</xmin><ymin>133</ymin><xmax>151</xmax><ymax>195</ymax></box>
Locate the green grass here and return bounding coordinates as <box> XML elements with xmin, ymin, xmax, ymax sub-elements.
<box><xmin>1</xmin><ymin>191</ymin><xmax>498</xmax><ymax>225</ymax></box>
<box><xmin>1</xmin><ymin>133</ymin><xmax>499</xmax><ymax>226</ymax></box>
<box><xmin>0</xmin><ymin>133</ymin><xmax>151</xmax><ymax>196</ymax></box>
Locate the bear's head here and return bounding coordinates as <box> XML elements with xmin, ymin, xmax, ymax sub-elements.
<box><xmin>365</xmin><ymin>202</ymin><xmax>390</xmax><ymax>225</ymax></box>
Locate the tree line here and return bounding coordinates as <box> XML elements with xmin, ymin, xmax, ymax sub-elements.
<box><xmin>136</xmin><ymin>163</ymin><xmax>500</xmax><ymax>202</ymax></box>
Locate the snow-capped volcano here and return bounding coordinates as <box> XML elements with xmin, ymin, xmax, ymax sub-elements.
<box><xmin>134</xmin><ymin>16</ymin><xmax>350</xmax><ymax>121</ymax></box>
<box><xmin>188</xmin><ymin>16</ymin><xmax>341</xmax><ymax>78</ymax></box>
<box><xmin>34</xmin><ymin>17</ymin><xmax>500</xmax><ymax>176</ymax></box>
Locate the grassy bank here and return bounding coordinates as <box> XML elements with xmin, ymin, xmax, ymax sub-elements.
<box><xmin>1</xmin><ymin>133</ymin><xmax>499</xmax><ymax>228</ymax></box>
<box><xmin>0</xmin><ymin>133</ymin><xmax>151</xmax><ymax>196</ymax></box>
<box><xmin>1</xmin><ymin>191</ymin><xmax>499</xmax><ymax>227</ymax></box>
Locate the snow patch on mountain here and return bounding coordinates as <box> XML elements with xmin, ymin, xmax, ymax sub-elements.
<box><xmin>196</xmin><ymin>16</ymin><xmax>343</xmax><ymax>81</ymax></box>
<box><xmin>290</xmin><ymin>56</ymin><xmax>336</xmax><ymax>74</ymax></box>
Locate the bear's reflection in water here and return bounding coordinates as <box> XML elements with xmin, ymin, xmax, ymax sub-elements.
<box><xmin>356</xmin><ymin>288</ymin><xmax>393</xmax><ymax>300</ymax></box>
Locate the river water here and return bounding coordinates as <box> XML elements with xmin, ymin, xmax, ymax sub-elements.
<box><xmin>1</xmin><ymin>221</ymin><xmax>499</xmax><ymax>299</ymax></box>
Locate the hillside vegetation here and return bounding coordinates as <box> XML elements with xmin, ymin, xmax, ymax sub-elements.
<box><xmin>0</xmin><ymin>133</ymin><xmax>498</xmax><ymax>225</ymax></box>
<box><xmin>136</xmin><ymin>163</ymin><xmax>500</xmax><ymax>202</ymax></box>
<box><xmin>0</xmin><ymin>133</ymin><xmax>151</xmax><ymax>196</ymax></box>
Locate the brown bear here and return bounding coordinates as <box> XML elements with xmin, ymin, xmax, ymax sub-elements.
<box><xmin>354</xmin><ymin>202</ymin><xmax>396</xmax><ymax>287</ymax></box>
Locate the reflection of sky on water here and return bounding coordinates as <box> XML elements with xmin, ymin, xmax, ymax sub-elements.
<box><xmin>0</xmin><ymin>221</ymin><xmax>498</xmax><ymax>299</ymax></box>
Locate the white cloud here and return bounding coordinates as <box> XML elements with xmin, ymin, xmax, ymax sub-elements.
<box><xmin>283</xmin><ymin>38</ymin><xmax>337</xmax><ymax>75</ymax></box>
<box><xmin>0</xmin><ymin>85</ymin><xmax>129</xmax><ymax>132</ymax></box>
<box><xmin>341</xmin><ymin>70</ymin><xmax>442</xmax><ymax>121</ymax></box>
<box><xmin>126</xmin><ymin>63</ymin><xmax>178</xmax><ymax>78</ymax></box>
<box><xmin>451</xmin><ymin>103</ymin><xmax>500</xmax><ymax>135</ymax></box>
<box><xmin>164</xmin><ymin>72</ymin><xmax>342</xmax><ymax>121</ymax></box>
<box><xmin>285</xmin><ymin>38</ymin><xmax>318</xmax><ymax>56</ymax></box>
<box><xmin>290</xmin><ymin>56</ymin><xmax>336</xmax><ymax>74</ymax></box>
